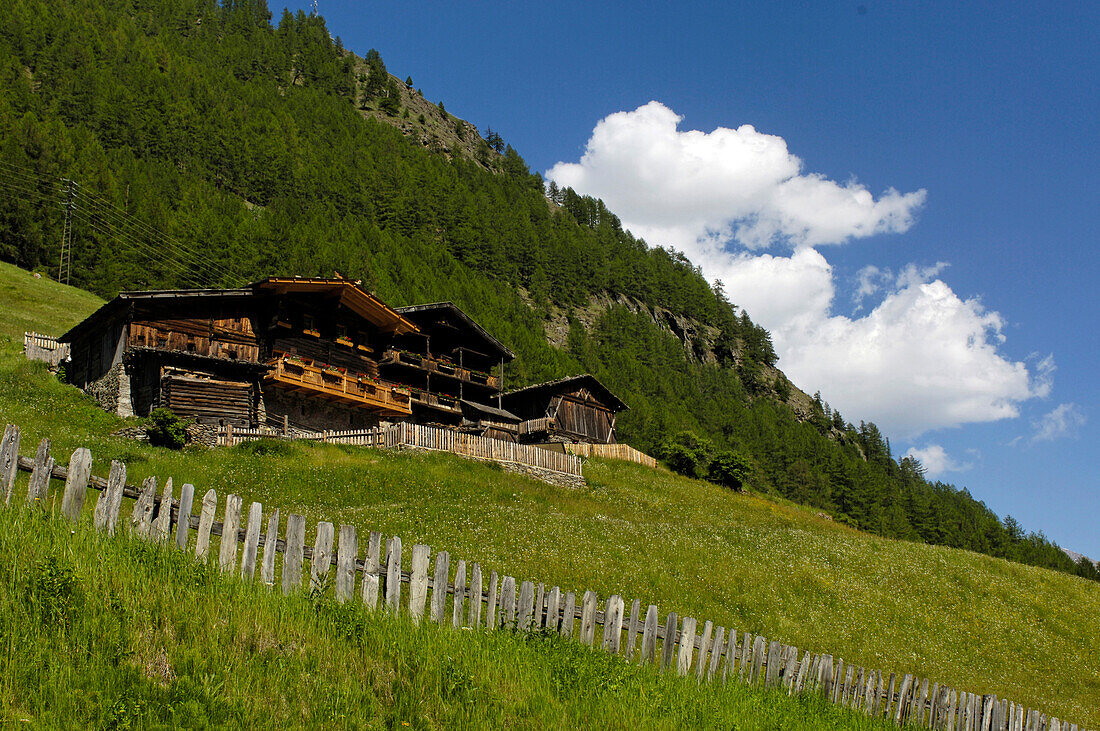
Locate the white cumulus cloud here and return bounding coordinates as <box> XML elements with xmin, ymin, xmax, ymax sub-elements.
<box><xmin>904</xmin><ymin>444</ymin><xmax>973</xmax><ymax>478</ymax></box>
<box><xmin>547</xmin><ymin>102</ymin><xmax>1053</xmax><ymax>437</ymax></box>
<box><xmin>1031</xmin><ymin>403</ymin><xmax>1086</xmax><ymax>443</ymax></box>
<box><xmin>547</xmin><ymin>101</ymin><xmax>927</xmax><ymax>251</ymax></box>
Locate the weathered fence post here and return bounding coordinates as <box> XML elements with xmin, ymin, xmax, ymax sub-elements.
<box><xmin>517</xmin><ymin>581</ymin><xmax>535</xmax><ymax>631</ymax></box>
<box><xmin>501</xmin><ymin>576</ymin><xmax>517</xmax><ymax>630</ymax></box>
<box><xmin>468</xmin><ymin>563</ymin><xmax>482</xmax><ymax>628</ymax></box>
<box><xmin>676</xmin><ymin>616</ymin><xmax>696</xmax><ymax>676</ymax></box>
<box><xmin>431</xmin><ymin>551</ymin><xmax>450</xmax><ymax>624</ymax></box>
<box><xmin>384</xmin><ymin>536</ymin><xmax>402</xmax><ymax>612</ymax></box>
<box><xmin>132</xmin><ymin>477</ymin><xmax>157</xmax><ymax>537</ymax></box>
<box><xmin>361</xmin><ymin>531</ymin><xmax>382</xmax><ymax>608</ymax></box>
<box><xmin>579</xmin><ymin>590</ymin><xmax>597</xmax><ymax>646</ymax></box>
<box><xmin>219</xmin><ymin>494</ymin><xmax>243</xmax><ymax>574</ymax></box>
<box><xmin>560</xmin><ymin>591</ymin><xmax>576</xmax><ymax>638</ymax></box>
<box><xmin>452</xmin><ymin>560</ymin><xmax>466</xmax><ymax>629</ymax></box>
<box><xmin>175</xmin><ymin>483</ymin><xmax>195</xmax><ymax>550</ymax></box>
<box><xmin>695</xmin><ymin>620</ymin><xmax>714</xmax><ymax>680</ymax></box>
<box><xmin>260</xmin><ymin>508</ymin><xmax>279</xmax><ymax>586</ymax></box>
<box><xmin>640</xmin><ymin>605</ymin><xmax>658</xmax><ymax>664</ymax></box>
<box><xmin>1</xmin><ymin>424</ymin><xmax>21</xmax><ymax>504</ymax></box>
<box><xmin>60</xmin><ymin>447</ymin><xmax>92</xmax><ymax>521</ymax></box>
<box><xmin>26</xmin><ymin>438</ymin><xmax>53</xmax><ymax>505</ymax></box>
<box><xmin>240</xmin><ymin>501</ymin><xmax>263</xmax><ymax>579</ymax></box>
<box><xmin>603</xmin><ymin>595</ymin><xmax>624</xmax><ymax>654</ymax></box>
<box><xmin>625</xmin><ymin>599</ymin><xmax>641</xmax><ymax>660</ymax></box>
<box><xmin>660</xmin><ymin>612</ymin><xmax>678</xmax><ymax>670</ymax></box>
<box><xmin>195</xmin><ymin>489</ymin><xmax>218</xmax><ymax>561</ymax></box>
<box><xmin>282</xmin><ymin>513</ymin><xmax>306</xmax><ymax>593</ymax></box>
<box><xmin>310</xmin><ymin>521</ymin><xmax>334</xmax><ymax>592</ymax></box>
<box><xmin>409</xmin><ymin>544</ymin><xmax>430</xmax><ymax>621</ymax></box>
<box><xmin>93</xmin><ymin>460</ymin><xmax>126</xmax><ymax>535</ymax></box>
<box><xmin>153</xmin><ymin>478</ymin><xmax>174</xmax><ymax>543</ymax></box>
<box><xmin>486</xmin><ymin>570</ymin><xmax>499</xmax><ymax>630</ymax></box>
<box><xmin>335</xmin><ymin>524</ymin><xmax>357</xmax><ymax>603</ymax></box>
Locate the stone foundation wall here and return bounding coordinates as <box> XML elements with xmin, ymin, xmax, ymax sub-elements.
<box><xmin>85</xmin><ymin>363</ymin><xmax>124</xmax><ymax>414</ymax></box>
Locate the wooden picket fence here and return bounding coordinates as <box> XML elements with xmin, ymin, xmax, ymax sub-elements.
<box><xmin>218</xmin><ymin>422</ymin><xmax>584</xmax><ymax>479</ymax></box>
<box><xmin>0</xmin><ymin>422</ymin><xmax>1089</xmax><ymax>731</ymax></box>
<box><xmin>23</xmin><ymin>331</ymin><xmax>70</xmax><ymax>368</ymax></box>
<box><xmin>561</xmin><ymin>442</ymin><xmax>660</xmax><ymax>469</ymax></box>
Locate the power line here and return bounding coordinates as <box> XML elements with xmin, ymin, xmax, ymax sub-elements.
<box><xmin>0</xmin><ymin>159</ymin><xmax>250</xmax><ymax>288</ymax></box>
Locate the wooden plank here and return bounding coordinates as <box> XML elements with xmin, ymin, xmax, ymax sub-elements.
<box><xmin>640</xmin><ymin>604</ymin><xmax>658</xmax><ymax>665</ymax></box>
<box><xmin>131</xmin><ymin>477</ymin><xmax>157</xmax><ymax>538</ymax></box>
<box><xmin>841</xmin><ymin>663</ymin><xmax>854</xmax><ymax>706</ymax></box>
<box><xmin>822</xmin><ymin>655</ymin><xmax>834</xmax><ymax>699</ymax></box>
<box><xmin>784</xmin><ymin>649</ymin><xmax>802</xmax><ymax>693</ymax></box>
<box><xmin>0</xmin><ymin>424</ymin><xmax>20</xmax><ymax>505</ymax></box>
<box><xmin>764</xmin><ymin>640</ymin><xmax>782</xmax><ymax>687</ymax></box>
<box><xmin>707</xmin><ymin>626</ymin><xmax>725</xmax><ymax>680</ymax></box>
<box><xmin>282</xmin><ymin>513</ymin><xmax>306</xmax><ymax>594</ymax></box>
<box><xmin>739</xmin><ymin>633</ymin><xmax>753</xmax><ymax>682</ymax></box>
<box><xmin>534</xmin><ymin>583</ymin><xmax>544</xmax><ymax>628</ymax></box>
<box><xmin>750</xmin><ymin>635</ymin><xmax>766</xmax><ymax>684</ymax></box>
<box><xmin>335</xmin><ymin>524</ymin><xmax>357</xmax><ymax>602</ymax></box>
<box><xmin>501</xmin><ymin>576</ymin><xmax>517</xmax><ymax>630</ymax></box>
<box><xmin>603</xmin><ymin>595</ymin><xmax>625</xmax><ymax>654</ymax></box>
<box><xmin>153</xmin><ymin>478</ymin><xmax>174</xmax><ymax>544</ymax></box>
<box><xmin>468</xmin><ymin>563</ymin><xmax>482</xmax><ymax>628</ymax></box>
<box><xmin>195</xmin><ymin>489</ymin><xmax>218</xmax><ymax>561</ymax></box>
<box><xmin>579</xmin><ymin>590</ymin><xmax>597</xmax><ymax>646</ymax></box>
<box><xmin>260</xmin><ymin>508</ymin><xmax>279</xmax><ymax>586</ymax></box>
<box><xmin>546</xmin><ymin>586</ymin><xmax>561</xmax><ymax>633</ymax></box>
<box><xmin>722</xmin><ymin>630</ymin><xmax>739</xmax><ymax>681</ymax></box>
<box><xmin>408</xmin><ymin>544</ymin><xmax>430</xmax><ymax>621</ymax></box>
<box><xmin>831</xmin><ymin>658</ymin><xmax>844</xmax><ymax>703</ymax></box>
<box><xmin>308</xmin><ymin>521</ymin><xmax>332</xmax><ymax>589</ymax></box>
<box><xmin>517</xmin><ymin>580</ymin><xmax>535</xmax><ymax>632</ymax></box>
<box><xmin>361</xmin><ymin>531</ymin><xmax>382</xmax><ymax>608</ymax></box>
<box><xmin>946</xmin><ymin>689</ymin><xmax>958</xmax><ymax>729</ymax></box>
<box><xmin>895</xmin><ymin>674</ymin><xmax>914</xmax><ymax>724</ymax></box>
<box><xmin>25</xmin><ymin>438</ymin><xmax>52</xmax><ymax>506</ymax></box>
<box><xmin>660</xmin><ymin>612</ymin><xmax>678</xmax><ymax>670</ymax></box>
<box><xmin>60</xmin><ymin>447</ymin><xmax>92</xmax><ymax>522</ymax></box>
<box><xmin>560</xmin><ymin>591</ymin><xmax>576</xmax><ymax>638</ymax></box>
<box><xmin>240</xmin><ymin>501</ymin><xmax>263</xmax><ymax>579</ymax></box>
<box><xmin>431</xmin><ymin>551</ymin><xmax>450</xmax><ymax>624</ymax></box>
<box><xmin>218</xmin><ymin>494</ymin><xmax>243</xmax><ymax>574</ymax></box>
<box><xmin>624</xmin><ymin>599</ymin><xmax>641</xmax><ymax>660</ymax></box>
<box><xmin>93</xmin><ymin>460</ymin><xmax>126</xmax><ymax>534</ymax></box>
<box><xmin>795</xmin><ymin>651</ymin><xmax>811</xmax><ymax>694</ymax></box>
<box><xmin>981</xmin><ymin>695</ymin><xmax>995</xmax><ymax>731</ymax></box>
<box><xmin>452</xmin><ymin>560</ymin><xmax>466</xmax><ymax>629</ymax></box>
<box><xmin>676</xmin><ymin>616</ymin><xmax>696</xmax><ymax>676</ymax></box>
<box><xmin>384</xmin><ymin>536</ymin><xmax>402</xmax><ymax>612</ymax></box>
<box><xmin>486</xmin><ymin>570</ymin><xmax>499</xmax><ymax>630</ymax></box>
<box><xmin>176</xmin><ymin>483</ymin><xmax>195</xmax><ymax>551</ymax></box>
<box><xmin>695</xmin><ymin>620</ymin><xmax>713</xmax><ymax>680</ymax></box>
<box><xmin>916</xmin><ymin>678</ymin><xmax>928</xmax><ymax>726</ymax></box>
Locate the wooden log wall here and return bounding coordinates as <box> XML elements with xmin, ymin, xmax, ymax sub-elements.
<box><xmin>4</xmin><ymin>421</ymin><xmax>1091</xmax><ymax>731</ymax></box>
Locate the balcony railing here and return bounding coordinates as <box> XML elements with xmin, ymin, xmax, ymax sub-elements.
<box><xmin>381</xmin><ymin>348</ymin><xmax>499</xmax><ymax>389</ymax></box>
<box><xmin>265</xmin><ymin>355</ymin><xmax>412</xmax><ymax>416</ymax></box>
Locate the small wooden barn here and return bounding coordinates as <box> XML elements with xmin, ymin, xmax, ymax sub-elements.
<box><xmin>502</xmin><ymin>374</ymin><xmax>628</xmax><ymax>445</ymax></box>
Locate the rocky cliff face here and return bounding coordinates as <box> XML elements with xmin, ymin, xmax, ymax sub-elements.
<box><xmin>536</xmin><ymin>291</ymin><xmax>821</xmax><ymax>424</ymax></box>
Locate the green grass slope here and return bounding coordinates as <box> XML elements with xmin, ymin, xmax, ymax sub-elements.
<box><xmin>1</xmin><ymin>262</ymin><xmax>1098</xmax><ymax>727</ymax></box>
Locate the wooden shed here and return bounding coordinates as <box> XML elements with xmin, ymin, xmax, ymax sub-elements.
<box><xmin>501</xmin><ymin>374</ymin><xmax>628</xmax><ymax>445</ymax></box>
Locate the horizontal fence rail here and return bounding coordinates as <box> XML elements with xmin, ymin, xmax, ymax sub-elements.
<box><xmin>218</xmin><ymin>422</ymin><xmax>584</xmax><ymax>479</ymax></box>
<box><xmin>0</xmin><ymin>422</ymin><xmax>1090</xmax><ymax>731</ymax></box>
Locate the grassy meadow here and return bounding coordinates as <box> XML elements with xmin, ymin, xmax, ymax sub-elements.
<box><xmin>1</xmin><ymin>261</ymin><xmax>1098</xmax><ymax>727</ymax></box>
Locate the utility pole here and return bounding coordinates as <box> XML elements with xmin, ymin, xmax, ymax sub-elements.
<box><xmin>57</xmin><ymin>178</ymin><xmax>77</xmax><ymax>285</ymax></box>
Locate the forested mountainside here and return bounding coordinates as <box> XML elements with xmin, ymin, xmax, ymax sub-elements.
<box><xmin>0</xmin><ymin>0</ymin><xmax>1095</xmax><ymax>583</ymax></box>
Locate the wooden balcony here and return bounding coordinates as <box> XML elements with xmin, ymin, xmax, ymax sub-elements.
<box><xmin>265</xmin><ymin>355</ymin><xmax>412</xmax><ymax>417</ymax></box>
<box><xmin>381</xmin><ymin>348</ymin><xmax>499</xmax><ymax>389</ymax></box>
<box><xmin>409</xmin><ymin>389</ymin><xmax>461</xmax><ymax>414</ymax></box>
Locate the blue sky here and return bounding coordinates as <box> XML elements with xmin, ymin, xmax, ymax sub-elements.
<box><xmin>284</xmin><ymin>1</ymin><xmax>1098</xmax><ymax>556</ymax></box>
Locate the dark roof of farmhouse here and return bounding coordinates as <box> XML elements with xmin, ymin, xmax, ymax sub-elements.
<box><xmin>502</xmin><ymin>374</ymin><xmax>629</xmax><ymax>412</ymax></box>
<box><xmin>395</xmin><ymin>301</ymin><xmax>515</xmax><ymax>361</ymax></box>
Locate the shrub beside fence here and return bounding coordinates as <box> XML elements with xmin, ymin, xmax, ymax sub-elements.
<box><xmin>0</xmin><ymin>422</ymin><xmax>1089</xmax><ymax>731</ymax></box>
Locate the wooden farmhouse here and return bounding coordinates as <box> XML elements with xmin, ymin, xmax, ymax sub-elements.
<box><xmin>502</xmin><ymin>374</ymin><xmax>628</xmax><ymax>445</ymax></box>
<box><xmin>59</xmin><ymin>277</ymin><xmax>513</xmax><ymax>436</ymax></box>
